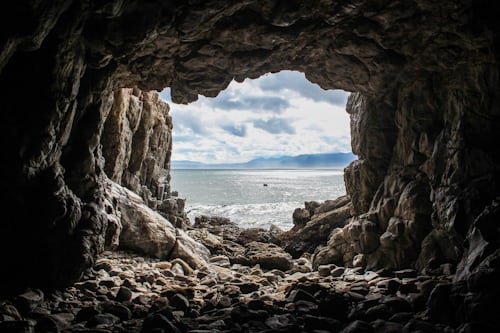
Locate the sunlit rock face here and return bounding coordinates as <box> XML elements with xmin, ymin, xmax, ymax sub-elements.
<box><xmin>101</xmin><ymin>88</ymin><xmax>188</xmax><ymax>227</ymax></box>
<box><xmin>0</xmin><ymin>0</ymin><xmax>498</xmax><ymax>309</ymax></box>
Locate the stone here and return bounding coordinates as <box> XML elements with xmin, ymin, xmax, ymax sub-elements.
<box><xmin>312</xmin><ymin>245</ymin><xmax>344</xmax><ymax>269</ymax></box>
<box><xmin>291</xmin><ymin>257</ymin><xmax>313</xmax><ymax>273</ymax></box>
<box><xmin>340</xmin><ymin>320</ymin><xmax>374</xmax><ymax>333</ymax></box>
<box><xmin>101</xmin><ymin>302</ymin><xmax>132</xmax><ymax>321</ymax></box>
<box><xmin>115</xmin><ymin>286</ymin><xmax>133</xmax><ymax>302</ymax></box>
<box><xmin>85</xmin><ymin>313</ymin><xmax>121</xmax><ymax>328</ymax></box>
<box><xmin>13</xmin><ymin>289</ymin><xmax>44</xmax><ymax>314</ymax></box>
<box><xmin>108</xmin><ymin>181</ymin><xmax>177</xmax><ymax>258</ymax></box>
<box><xmin>388</xmin><ymin>312</ymin><xmax>415</xmax><ymax>324</ymax></box>
<box><xmin>381</xmin><ymin>296</ymin><xmax>412</xmax><ymax>314</ymax></box>
<box><xmin>265</xmin><ymin>314</ymin><xmax>296</xmax><ymax>329</ymax></box>
<box><xmin>375</xmin><ymin>279</ymin><xmax>401</xmax><ymax>294</ymax></box>
<box><xmin>288</xmin><ymin>289</ymin><xmax>317</xmax><ymax>304</ymax></box>
<box><xmin>34</xmin><ymin>316</ymin><xmax>60</xmax><ymax>333</ymax></box>
<box><xmin>282</xmin><ymin>201</ymin><xmax>352</xmax><ymax>257</ymax></box>
<box><xmin>142</xmin><ymin>313</ymin><xmax>181</xmax><ymax>333</ymax></box>
<box><xmin>318</xmin><ymin>293</ymin><xmax>349</xmax><ymax>321</ymax></box>
<box><xmin>364</xmin><ymin>304</ymin><xmax>392</xmax><ymax>321</ymax></box>
<box><xmin>403</xmin><ymin>319</ymin><xmax>437</xmax><ymax>333</ymax></box>
<box><xmin>0</xmin><ymin>321</ymin><xmax>32</xmax><ymax>333</ymax></box>
<box><xmin>394</xmin><ymin>269</ymin><xmax>418</xmax><ymax>279</ymax></box>
<box><xmin>292</xmin><ymin>208</ymin><xmax>310</xmax><ymax>226</ymax></box>
<box><xmin>170</xmin><ymin>293</ymin><xmax>190</xmax><ymax>312</ymax></box>
<box><xmin>35</xmin><ymin>314</ymin><xmax>73</xmax><ymax>333</ymax></box>
<box><xmin>318</xmin><ymin>264</ymin><xmax>335</xmax><ymax>277</ymax></box>
<box><xmin>331</xmin><ymin>267</ymin><xmax>346</xmax><ymax>278</ymax></box>
<box><xmin>76</xmin><ymin>306</ymin><xmax>101</xmax><ymax>323</ymax></box>
<box><xmin>169</xmin><ymin>230</ymin><xmax>210</xmax><ymax>270</ymax></box>
<box><xmin>234</xmin><ymin>282</ymin><xmax>259</xmax><ymax>294</ymax></box>
<box><xmin>294</xmin><ymin>300</ymin><xmax>319</xmax><ymax>315</ymax></box>
<box><xmin>243</xmin><ymin>242</ymin><xmax>292</xmax><ymax>271</ymax></box>
<box><xmin>231</xmin><ymin>304</ymin><xmax>268</xmax><ymax>324</ymax></box>
<box><xmin>371</xmin><ymin>319</ymin><xmax>404</xmax><ymax>333</ymax></box>
<box><xmin>425</xmin><ymin>284</ymin><xmax>453</xmax><ymax>325</ymax></box>
<box><xmin>108</xmin><ymin>181</ymin><xmax>209</xmax><ymax>269</ymax></box>
<box><xmin>0</xmin><ymin>302</ymin><xmax>22</xmax><ymax>321</ymax></box>
<box><xmin>303</xmin><ymin>315</ymin><xmax>342</xmax><ymax>332</ymax></box>
<box><xmin>405</xmin><ymin>293</ymin><xmax>427</xmax><ymax>312</ymax></box>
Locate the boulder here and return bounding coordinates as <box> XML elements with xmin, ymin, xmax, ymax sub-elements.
<box><xmin>107</xmin><ymin>180</ymin><xmax>208</xmax><ymax>268</ymax></box>
<box><xmin>233</xmin><ymin>241</ymin><xmax>293</xmax><ymax>271</ymax></box>
<box><xmin>281</xmin><ymin>199</ymin><xmax>352</xmax><ymax>258</ymax></box>
<box><xmin>108</xmin><ymin>181</ymin><xmax>177</xmax><ymax>258</ymax></box>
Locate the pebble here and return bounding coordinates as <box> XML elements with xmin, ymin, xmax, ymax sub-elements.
<box><xmin>0</xmin><ymin>237</ymin><xmax>456</xmax><ymax>333</ymax></box>
<box><xmin>331</xmin><ymin>266</ymin><xmax>345</xmax><ymax>277</ymax></box>
<box><xmin>318</xmin><ymin>264</ymin><xmax>334</xmax><ymax>277</ymax></box>
<box><xmin>394</xmin><ymin>269</ymin><xmax>418</xmax><ymax>279</ymax></box>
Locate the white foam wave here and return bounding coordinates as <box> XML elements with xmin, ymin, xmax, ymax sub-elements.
<box><xmin>186</xmin><ymin>202</ymin><xmax>301</xmax><ymax>231</ymax></box>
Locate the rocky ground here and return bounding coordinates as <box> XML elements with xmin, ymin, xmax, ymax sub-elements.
<box><xmin>0</xmin><ymin>214</ymin><xmax>461</xmax><ymax>333</ymax></box>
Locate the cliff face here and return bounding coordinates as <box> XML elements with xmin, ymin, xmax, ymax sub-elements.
<box><xmin>322</xmin><ymin>63</ymin><xmax>500</xmax><ymax>275</ymax></box>
<box><xmin>0</xmin><ymin>1</ymin><xmax>498</xmax><ymax>309</ymax></box>
<box><xmin>101</xmin><ymin>88</ymin><xmax>187</xmax><ymax>227</ymax></box>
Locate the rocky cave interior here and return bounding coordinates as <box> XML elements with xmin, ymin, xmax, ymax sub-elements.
<box><xmin>1</xmin><ymin>0</ymin><xmax>500</xmax><ymax>332</ymax></box>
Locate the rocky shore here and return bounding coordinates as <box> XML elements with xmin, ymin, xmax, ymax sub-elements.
<box><xmin>0</xmin><ymin>213</ymin><xmax>471</xmax><ymax>333</ymax></box>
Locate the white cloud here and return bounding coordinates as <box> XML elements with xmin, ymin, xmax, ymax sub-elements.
<box><xmin>160</xmin><ymin>70</ymin><xmax>351</xmax><ymax>163</ymax></box>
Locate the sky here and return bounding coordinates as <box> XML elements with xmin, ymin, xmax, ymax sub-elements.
<box><xmin>160</xmin><ymin>70</ymin><xmax>351</xmax><ymax>164</ymax></box>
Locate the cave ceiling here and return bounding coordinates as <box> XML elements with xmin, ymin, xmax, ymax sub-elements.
<box><xmin>69</xmin><ymin>0</ymin><xmax>494</xmax><ymax>103</ymax></box>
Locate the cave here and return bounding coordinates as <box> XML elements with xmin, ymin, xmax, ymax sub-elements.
<box><xmin>1</xmin><ymin>1</ymin><xmax>499</xmax><ymax>332</ymax></box>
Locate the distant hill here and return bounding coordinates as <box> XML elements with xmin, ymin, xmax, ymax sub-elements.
<box><xmin>171</xmin><ymin>152</ymin><xmax>356</xmax><ymax>169</ymax></box>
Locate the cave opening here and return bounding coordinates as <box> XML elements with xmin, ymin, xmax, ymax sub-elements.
<box><xmin>161</xmin><ymin>70</ymin><xmax>355</xmax><ymax>231</ymax></box>
<box><xmin>1</xmin><ymin>1</ymin><xmax>500</xmax><ymax>331</ymax></box>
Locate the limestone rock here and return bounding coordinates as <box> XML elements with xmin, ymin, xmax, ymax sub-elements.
<box><xmin>281</xmin><ymin>199</ymin><xmax>352</xmax><ymax>258</ymax></box>
<box><xmin>107</xmin><ymin>181</ymin><xmax>177</xmax><ymax>258</ymax></box>
<box><xmin>233</xmin><ymin>241</ymin><xmax>293</xmax><ymax>271</ymax></box>
<box><xmin>106</xmin><ymin>180</ymin><xmax>208</xmax><ymax>268</ymax></box>
<box><xmin>292</xmin><ymin>208</ymin><xmax>310</xmax><ymax>227</ymax></box>
<box><xmin>102</xmin><ymin>88</ymin><xmax>188</xmax><ymax>227</ymax></box>
<box><xmin>169</xmin><ymin>229</ymin><xmax>210</xmax><ymax>270</ymax></box>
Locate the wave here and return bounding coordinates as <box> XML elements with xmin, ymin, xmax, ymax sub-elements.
<box><xmin>186</xmin><ymin>202</ymin><xmax>301</xmax><ymax>231</ymax></box>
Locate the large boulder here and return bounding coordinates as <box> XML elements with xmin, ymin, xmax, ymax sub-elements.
<box><xmin>106</xmin><ymin>180</ymin><xmax>208</xmax><ymax>269</ymax></box>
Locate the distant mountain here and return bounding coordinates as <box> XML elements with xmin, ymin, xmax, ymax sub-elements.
<box><xmin>171</xmin><ymin>152</ymin><xmax>356</xmax><ymax>169</ymax></box>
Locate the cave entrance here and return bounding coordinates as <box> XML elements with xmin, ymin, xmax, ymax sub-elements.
<box><xmin>161</xmin><ymin>70</ymin><xmax>355</xmax><ymax>231</ymax></box>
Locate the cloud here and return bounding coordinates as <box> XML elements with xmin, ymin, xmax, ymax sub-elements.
<box><xmin>257</xmin><ymin>71</ymin><xmax>348</xmax><ymax>106</ymax></box>
<box><xmin>221</xmin><ymin>123</ymin><xmax>247</xmax><ymax>137</ymax></box>
<box><xmin>161</xmin><ymin>71</ymin><xmax>351</xmax><ymax>163</ymax></box>
<box><xmin>172</xmin><ymin>111</ymin><xmax>210</xmax><ymax>135</ymax></box>
<box><xmin>253</xmin><ymin>117</ymin><xmax>296</xmax><ymax>134</ymax></box>
<box><xmin>173</xmin><ymin>135</ymin><xmax>198</xmax><ymax>142</ymax></box>
<box><xmin>209</xmin><ymin>90</ymin><xmax>289</xmax><ymax>113</ymax></box>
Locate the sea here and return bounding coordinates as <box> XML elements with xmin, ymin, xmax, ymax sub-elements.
<box><xmin>170</xmin><ymin>169</ymin><xmax>346</xmax><ymax>231</ymax></box>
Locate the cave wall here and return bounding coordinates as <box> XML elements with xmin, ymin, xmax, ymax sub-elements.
<box><xmin>327</xmin><ymin>60</ymin><xmax>500</xmax><ymax>273</ymax></box>
<box><xmin>0</xmin><ymin>0</ymin><xmax>499</xmax><ymax>295</ymax></box>
<box><xmin>101</xmin><ymin>88</ymin><xmax>187</xmax><ymax>227</ymax></box>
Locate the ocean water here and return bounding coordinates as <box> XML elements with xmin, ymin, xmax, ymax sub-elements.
<box><xmin>170</xmin><ymin>169</ymin><xmax>346</xmax><ymax>231</ymax></box>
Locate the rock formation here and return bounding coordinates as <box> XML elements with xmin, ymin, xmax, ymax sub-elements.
<box><xmin>281</xmin><ymin>196</ymin><xmax>352</xmax><ymax>259</ymax></box>
<box><xmin>104</xmin><ymin>179</ymin><xmax>208</xmax><ymax>270</ymax></box>
<box><xmin>0</xmin><ymin>0</ymin><xmax>499</xmax><ymax>328</ymax></box>
<box><xmin>101</xmin><ymin>88</ymin><xmax>188</xmax><ymax>228</ymax></box>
